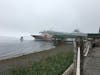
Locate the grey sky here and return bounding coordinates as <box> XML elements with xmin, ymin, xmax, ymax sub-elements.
<box><xmin>0</xmin><ymin>0</ymin><xmax>100</xmax><ymax>37</ymax></box>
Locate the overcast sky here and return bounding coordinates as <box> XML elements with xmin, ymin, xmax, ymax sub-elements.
<box><xmin>0</xmin><ymin>0</ymin><xmax>100</xmax><ymax>37</ymax></box>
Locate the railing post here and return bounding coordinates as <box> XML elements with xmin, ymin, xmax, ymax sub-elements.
<box><xmin>76</xmin><ymin>37</ymin><xmax>81</xmax><ymax>75</ymax></box>
<box><xmin>74</xmin><ymin>37</ymin><xmax>84</xmax><ymax>75</ymax></box>
<box><xmin>80</xmin><ymin>37</ymin><xmax>84</xmax><ymax>75</ymax></box>
<box><xmin>73</xmin><ymin>37</ymin><xmax>80</xmax><ymax>75</ymax></box>
<box><xmin>73</xmin><ymin>39</ymin><xmax>77</xmax><ymax>75</ymax></box>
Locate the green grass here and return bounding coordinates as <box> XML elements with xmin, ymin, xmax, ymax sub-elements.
<box><xmin>8</xmin><ymin>51</ymin><xmax>73</xmax><ymax>75</ymax></box>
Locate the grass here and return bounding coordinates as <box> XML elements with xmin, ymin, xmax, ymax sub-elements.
<box><xmin>7</xmin><ymin>51</ymin><xmax>73</xmax><ymax>75</ymax></box>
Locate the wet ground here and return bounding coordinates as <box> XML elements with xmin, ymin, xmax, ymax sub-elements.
<box><xmin>84</xmin><ymin>47</ymin><xmax>100</xmax><ymax>75</ymax></box>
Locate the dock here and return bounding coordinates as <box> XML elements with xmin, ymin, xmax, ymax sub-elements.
<box><xmin>62</xmin><ymin>32</ymin><xmax>100</xmax><ymax>75</ymax></box>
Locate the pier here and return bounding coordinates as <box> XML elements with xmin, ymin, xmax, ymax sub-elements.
<box><xmin>62</xmin><ymin>33</ymin><xmax>100</xmax><ymax>75</ymax></box>
<box><xmin>0</xmin><ymin>31</ymin><xmax>100</xmax><ymax>75</ymax></box>
<box><xmin>39</xmin><ymin>30</ymin><xmax>100</xmax><ymax>75</ymax></box>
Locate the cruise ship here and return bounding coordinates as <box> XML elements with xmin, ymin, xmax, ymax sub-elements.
<box><xmin>31</xmin><ymin>29</ymin><xmax>87</xmax><ymax>41</ymax></box>
<box><xmin>31</xmin><ymin>31</ymin><xmax>54</xmax><ymax>41</ymax></box>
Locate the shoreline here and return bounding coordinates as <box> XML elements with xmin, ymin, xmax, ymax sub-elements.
<box><xmin>0</xmin><ymin>44</ymin><xmax>73</xmax><ymax>73</ymax></box>
<box><xmin>0</xmin><ymin>46</ymin><xmax>55</xmax><ymax>61</ymax></box>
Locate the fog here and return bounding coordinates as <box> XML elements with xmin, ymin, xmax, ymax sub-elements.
<box><xmin>0</xmin><ymin>0</ymin><xmax>100</xmax><ymax>37</ymax></box>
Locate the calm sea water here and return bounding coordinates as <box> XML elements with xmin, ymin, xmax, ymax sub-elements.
<box><xmin>0</xmin><ymin>37</ymin><xmax>54</xmax><ymax>60</ymax></box>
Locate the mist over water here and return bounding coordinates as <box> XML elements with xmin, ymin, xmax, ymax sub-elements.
<box><xmin>0</xmin><ymin>36</ymin><xmax>54</xmax><ymax>60</ymax></box>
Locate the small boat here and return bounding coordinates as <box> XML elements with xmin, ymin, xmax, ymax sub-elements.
<box><xmin>20</xmin><ymin>36</ymin><xmax>24</xmax><ymax>41</ymax></box>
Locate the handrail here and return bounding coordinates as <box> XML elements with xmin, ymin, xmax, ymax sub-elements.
<box><xmin>76</xmin><ymin>41</ymin><xmax>91</xmax><ymax>75</ymax></box>
<box><xmin>62</xmin><ymin>41</ymin><xmax>91</xmax><ymax>75</ymax></box>
<box><xmin>84</xmin><ymin>44</ymin><xmax>90</xmax><ymax>56</ymax></box>
<box><xmin>76</xmin><ymin>47</ymin><xmax>80</xmax><ymax>75</ymax></box>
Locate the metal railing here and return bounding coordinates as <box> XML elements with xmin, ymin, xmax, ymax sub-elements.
<box><xmin>76</xmin><ymin>47</ymin><xmax>80</xmax><ymax>75</ymax></box>
<box><xmin>76</xmin><ymin>41</ymin><xmax>91</xmax><ymax>75</ymax></box>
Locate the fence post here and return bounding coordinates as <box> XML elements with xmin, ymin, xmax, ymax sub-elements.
<box><xmin>74</xmin><ymin>37</ymin><xmax>84</xmax><ymax>75</ymax></box>
<box><xmin>73</xmin><ymin>39</ymin><xmax>77</xmax><ymax>75</ymax></box>
<box><xmin>80</xmin><ymin>37</ymin><xmax>84</xmax><ymax>75</ymax></box>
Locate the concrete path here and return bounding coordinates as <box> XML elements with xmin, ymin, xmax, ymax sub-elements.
<box><xmin>84</xmin><ymin>47</ymin><xmax>100</xmax><ymax>75</ymax></box>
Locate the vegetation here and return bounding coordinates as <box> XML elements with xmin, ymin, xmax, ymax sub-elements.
<box><xmin>8</xmin><ymin>51</ymin><xmax>73</xmax><ymax>75</ymax></box>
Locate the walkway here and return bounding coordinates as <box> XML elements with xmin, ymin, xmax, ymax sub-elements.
<box><xmin>84</xmin><ymin>47</ymin><xmax>100</xmax><ymax>75</ymax></box>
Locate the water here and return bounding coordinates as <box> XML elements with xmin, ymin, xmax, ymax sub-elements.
<box><xmin>0</xmin><ymin>37</ymin><xmax>54</xmax><ymax>60</ymax></box>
